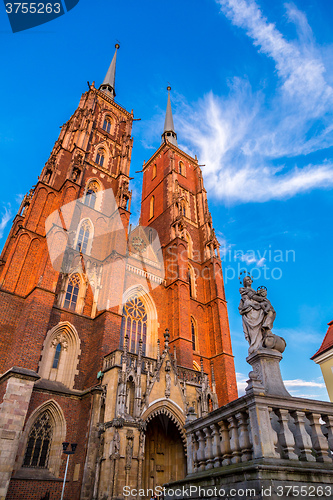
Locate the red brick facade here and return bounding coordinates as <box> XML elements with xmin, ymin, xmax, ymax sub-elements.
<box><xmin>0</xmin><ymin>76</ymin><xmax>237</xmax><ymax>500</ymax></box>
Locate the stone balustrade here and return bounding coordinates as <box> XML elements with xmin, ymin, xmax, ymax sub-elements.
<box><xmin>185</xmin><ymin>392</ymin><xmax>333</xmax><ymax>475</ymax></box>
<box><xmin>103</xmin><ymin>349</ymin><xmax>157</xmax><ymax>373</ymax></box>
<box><xmin>177</xmin><ymin>366</ymin><xmax>203</xmax><ymax>386</ymax></box>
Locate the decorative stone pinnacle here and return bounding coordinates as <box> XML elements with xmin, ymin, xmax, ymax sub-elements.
<box><xmin>138</xmin><ymin>337</ymin><xmax>143</xmax><ymax>362</ymax></box>
<box><xmin>164</xmin><ymin>328</ymin><xmax>170</xmax><ymax>349</ymax></box>
<box><xmin>157</xmin><ymin>339</ymin><xmax>161</xmax><ymax>363</ymax></box>
<box><xmin>124</xmin><ymin>334</ymin><xmax>129</xmax><ymax>357</ymax></box>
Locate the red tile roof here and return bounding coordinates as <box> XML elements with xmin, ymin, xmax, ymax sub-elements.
<box><xmin>312</xmin><ymin>321</ymin><xmax>333</xmax><ymax>360</ymax></box>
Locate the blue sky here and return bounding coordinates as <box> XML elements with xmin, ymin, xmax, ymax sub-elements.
<box><xmin>1</xmin><ymin>0</ymin><xmax>333</xmax><ymax>400</ymax></box>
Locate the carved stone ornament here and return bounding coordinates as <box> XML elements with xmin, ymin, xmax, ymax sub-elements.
<box><xmin>165</xmin><ymin>371</ymin><xmax>171</xmax><ymax>399</ymax></box>
<box><xmin>130</xmin><ymin>236</ymin><xmax>146</xmax><ymax>253</ymax></box>
<box><xmin>111</xmin><ymin>416</ymin><xmax>125</xmax><ymax>428</ymax></box>
<box><xmin>51</xmin><ymin>333</ymin><xmax>68</xmax><ymax>351</ymax></box>
<box><xmin>110</xmin><ymin>428</ymin><xmax>120</xmax><ymax>456</ymax></box>
<box><xmin>125</xmin><ymin>430</ymin><xmax>134</xmax><ymax>469</ymax></box>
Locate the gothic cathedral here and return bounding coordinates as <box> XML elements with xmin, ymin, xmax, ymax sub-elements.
<box><xmin>0</xmin><ymin>47</ymin><xmax>237</xmax><ymax>500</ymax></box>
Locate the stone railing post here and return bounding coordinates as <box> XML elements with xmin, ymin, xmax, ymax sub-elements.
<box><xmin>186</xmin><ymin>431</ymin><xmax>195</xmax><ymax>474</ymax></box>
<box><xmin>235</xmin><ymin>411</ymin><xmax>252</xmax><ymax>462</ymax></box>
<box><xmin>203</xmin><ymin>427</ymin><xmax>214</xmax><ymax>470</ymax></box>
<box><xmin>195</xmin><ymin>430</ymin><xmax>206</xmax><ymax>471</ymax></box>
<box><xmin>291</xmin><ymin>410</ymin><xmax>315</xmax><ymax>462</ymax></box>
<box><xmin>227</xmin><ymin>416</ymin><xmax>241</xmax><ymax>464</ymax></box>
<box><xmin>210</xmin><ymin>423</ymin><xmax>222</xmax><ymax>468</ymax></box>
<box><xmin>218</xmin><ymin>420</ymin><xmax>231</xmax><ymax>466</ymax></box>
<box><xmin>192</xmin><ymin>434</ymin><xmax>199</xmax><ymax>472</ymax></box>
<box><xmin>322</xmin><ymin>415</ymin><xmax>333</xmax><ymax>454</ymax></box>
<box><xmin>307</xmin><ymin>412</ymin><xmax>332</xmax><ymax>463</ymax></box>
<box><xmin>247</xmin><ymin>400</ymin><xmax>278</xmax><ymax>459</ymax></box>
<box><xmin>275</xmin><ymin>408</ymin><xmax>298</xmax><ymax>460</ymax></box>
<box><xmin>185</xmin><ymin>408</ymin><xmax>198</xmax><ymax>474</ymax></box>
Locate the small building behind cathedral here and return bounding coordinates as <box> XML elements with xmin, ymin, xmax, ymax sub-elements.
<box><xmin>0</xmin><ymin>47</ymin><xmax>237</xmax><ymax>500</ymax></box>
<box><xmin>312</xmin><ymin>321</ymin><xmax>333</xmax><ymax>402</ymax></box>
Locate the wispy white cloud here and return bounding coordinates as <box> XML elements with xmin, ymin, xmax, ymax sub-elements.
<box><xmin>286</xmin><ymin>377</ymin><xmax>328</xmax><ymax>400</ymax></box>
<box><xmin>0</xmin><ymin>204</ymin><xmax>12</xmax><ymax>239</ymax></box>
<box><xmin>237</xmin><ymin>372</ymin><xmax>328</xmax><ymax>399</ymax></box>
<box><xmin>284</xmin><ymin>378</ymin><xmax>325</xmax><ymax>388</ymax></box>
<box><xmin>238</xmin><ymin>251</ymin><xmax>266</xmax><ymax>267</ymax></box>
<box><xmin>175</xmin><ymin>0</ymin><xmax>333</xmax><ymax>204</ymax></box>
<box><xmin>236</xmin><ymin>372</ymin><xmax>248</xmax><ymax>395</ymax></box>
<box><xmin>15</xmin><ymin>194</ymin><xmax>24</xmax><ymax>205</ymax></box>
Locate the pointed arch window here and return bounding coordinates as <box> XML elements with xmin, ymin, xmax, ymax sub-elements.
<box><xmin>23</xmin><ymin>411</ymin><xmax>53</xmax><ymax>468</ymax></box>
<box><xmin>76</xmin><ymin>219</ymin><xmax>91</xmax><ymax>254</ymax></box>
<box><xmin>188</xmin><ymin>264</ymin><xmax>196</xmax><ymax>298</ymax></box>
<box><xmin>120</xmin><ymin>296</ymin><xmax>147</xmax><ymax>356</ymax></box>
<box><xmin>152</xmin><ymin>163</ymin><xmax>157</xmax><ymax>179</ymax></box>
<box><xmin>96</xmin><ymin>149</ymin><xmax>105</xmax><ymax>167</ymax></box>
<box><xmin>188</xmin><ymin>268</ymin><xmax>193</xmax><ymax>297</ymax></box>
<box><xmin>64</xmin><ymin>273</ymin><xmax>80</xmax><ymax>311</ymax></box>
<box><xmin>179</xmin><ymin>161</ymin><xmax>185</xmax><ymax>176</ymax></box>
<box><xmin>85</xmin><ymin>181</ymin><xmax>99</xmax><ymax>209</ymax></box>
<box><xmin>52</xmin><ymin>343</ymin><xmax>61</xmax><ymax>369</ymax></box>
<box><xmin>149</xmin><ymin>196</ymin><xmax>155</xmax><ymax>220</ymax></box>
<box><xmin>103</xmin><ymin>117</ymin><xmax>112</xmax><ymax>134</ymax></box>
<box><xmin>148</xmin><ymin>229</ymin><xmax>153</xmax><ymax>244</ymax></box>
<box><xmin>191</xmin><ymin>318</ymin><xmax>197</xmax><ymax>351</ymax></box>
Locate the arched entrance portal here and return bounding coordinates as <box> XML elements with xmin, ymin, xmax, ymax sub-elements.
<box><xmin>143</xmin><ymin>414</ymin><xmax>186</xmax><ymax>492</ymax></box>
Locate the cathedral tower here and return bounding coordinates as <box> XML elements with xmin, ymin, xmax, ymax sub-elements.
<box><xmin>0</xmin><ymin>56</ymin><xmax>237</xmax><ymax>500</ymax></box>
<box><xmin>140</xmin><ymin>87</ymin><xmax>237</xmax><ymax>405</ymax></box>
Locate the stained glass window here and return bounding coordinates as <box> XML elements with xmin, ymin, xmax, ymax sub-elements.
<box><xmin>52</xmin><ymin>343</ymin><xmax>61</xmax><ymax>369</ymax></box>
<box><xmin>64</xmin><ymin>273</ymin><xmax>80</xmax><ymax>311</ymax></box>
<box><xmin>23</xmin><ymin>411</ymin><xmax>53</xmax><ymax>468</ymax></box>
<box><xmin>120</xmin><ymin>296</ymin><xmax>147</xmax><ymax>356</ymax></box>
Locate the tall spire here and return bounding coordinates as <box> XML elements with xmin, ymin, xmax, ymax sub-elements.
<box><xmin>99</xmin><ymin>43</ymin><xmax>120</xmax><ymax>100</ymax></box>
<box><xmin>161</xmin><ymin>86</ymin><xmax>178</xmax><ymax>146</ymax></box>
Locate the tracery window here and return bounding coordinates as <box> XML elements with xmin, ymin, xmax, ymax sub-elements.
<box><xmin>23</xmin><ymin>411</ymin><xmax>53</xmax><ymax>468</ymax></box>
<box><xmin>64</xmin><ymin>273</ymin><xmax>80</xmax><ymax>311</ymax></box>
<box><xmin>96</xmin><ymin>150</ymin><xmax>105</xmax><ymax>167</ymax></box>
<box><xmin>76</xmin><ymin>219</ymin><xmax>91</xmax><ymax>254</ymax></box>
<box><xmin>120</xmin><ymin>296</ymin><xmax>147</xmax><ymax>356</ymax></box>
<box><xmin>103</xmin><ymin>117</ymin><xmax>112</xmax><ymax>133</ymax></box>
<box><xmin>85</xmin><ymin>181</ymin><xmax>99</xmax><ymax>209</ymax></box>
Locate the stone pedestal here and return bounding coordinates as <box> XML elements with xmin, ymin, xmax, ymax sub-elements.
<box><xmin>246</xmin><ymin>348</ymin><xmax>290</xmax><ymax>397</ymax></box>
<box><xmin>0</xmin><ymin>367</ymin><xmax>40</xmax><ymax>500</ymax></box>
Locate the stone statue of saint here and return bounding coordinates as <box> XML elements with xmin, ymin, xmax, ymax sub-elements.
<box><xmin>239</xmin><ymin>276</ymin><xmax>284</xmax><ymax>354</ymax></box>
<box><xmin>110</xmin><ymin>429</ymin><xmax>120</xmax><ymax>456</ymax></box>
